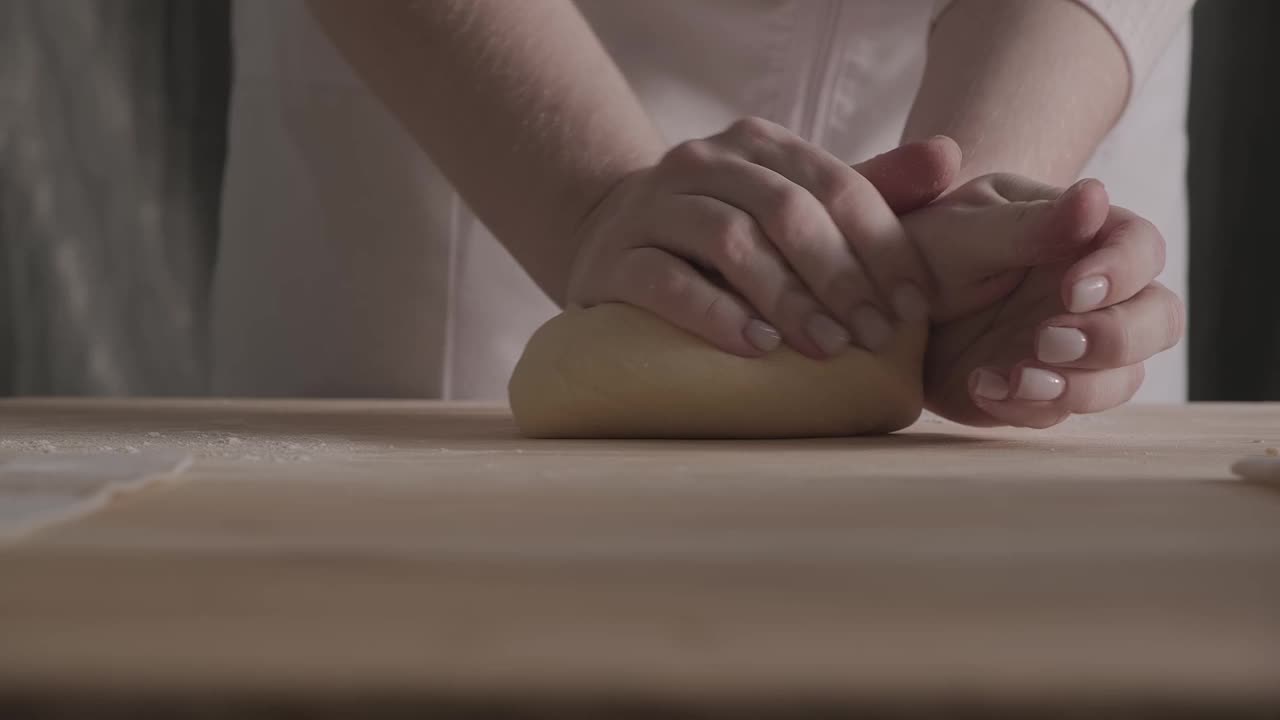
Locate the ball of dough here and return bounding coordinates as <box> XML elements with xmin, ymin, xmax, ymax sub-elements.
<box><xmin>509</xmin><ymin>303</ymin><xmax>927</xmax><ymax>439</ymax></box>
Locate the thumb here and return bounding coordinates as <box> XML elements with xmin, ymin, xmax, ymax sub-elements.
<box><xmin>928</xmin><ymin>177</ymin><xmax>1110</xmax><ymax>277</ymax></box>
<box><xmin>851</xmin><ymin>135</ymin><xmax>961</xmax><ymax>214</ymax></box>
<box><xmin>909</xmin><ymin>177</ymin><xmax>1110</xmax><ymax>320</ymax></box>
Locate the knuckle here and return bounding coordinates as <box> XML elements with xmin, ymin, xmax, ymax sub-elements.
<box><xmin>764</xmin><ymin>186</ymin><xmax>818</xmax><ymax>245</ymax></box>
<box><xmin>662</xmin><ymin>139</ymin><xmax>714</xmax><ymax>171</ymax></box>
<box><xmin>1130</xmin><ymin>216</ymin><xmax>1162</xmax><ymax>241</ymax></box>
<box><xmin>1163</xmin><ymin>292</ymin><xmax>1186</xmax><ymax>350</ymax></box>
<box><xmin>647</xmin><ymin>265</ymin><xmax>692</xmax><ymax>306</ymax></box>
<box><xmin>1072</xmin><ymin>379</ymin><xmax>1104</xmax><ymax>414</ymax></box>
<box><xmin>774</xmin><ymin>185</ymin><xmax>811</xmax><ymax>219</ymax></box>
<box><xmin>1112</xmin><ymin>313</ymin><xmax>1136</xmax><ymax>363</ymax></box>
<box><xmin>1094</xmin><ymin>304</ymin><xmax>1132</xmax><ymax>364</ymax></box>
<box><xmin>1077</xmin><ymin>365</ymin><xmax>1144</xmax><ymax>415</ymax></box>
<box><xmin>1133</xmin><ymin>217</ymin><xmax>1167</xmax><ymax>271</ymax></box>
<box><xmin>979</xmin><ymin>173</ymin><xmax>1018</xmax><ymax>202</ymax></box>
<box><xmin>697</xmin><ymin>293</ymin><xmax>727</xmax><ymax>325</ymax></box>
<box><xmin>1129</xmin><ymin>363</ymin><xmax>1147</xmax><ymax>399</ymax></box>
<box><xmin>810</xmin><ymin>168</ymin><xmax>863</xmax><ymax>209</ymax></box>
<box><xmin>1010</xmin><ymin>201</ymin><xmax>1039</xmax><ymax>226</ymax></box>
<box><xmin>728</xmin><ymin>116</ymin><xmax>780</xmax><ymax>143</ymax></box>
<box><xmin>705</xmin><ymin>218</ymin><xmax>754</xmax><ymax>273</ymax></box>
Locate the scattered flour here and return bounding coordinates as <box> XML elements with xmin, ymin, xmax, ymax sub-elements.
<box><xmin>1</xmin><ymin>439</ymin><xmax>59</xmax><ymax>454</ymax></box>
<box><xmin>0</xmin><ymin>429</ymin><xmax>350</xmax><ymax>465</ymax></box>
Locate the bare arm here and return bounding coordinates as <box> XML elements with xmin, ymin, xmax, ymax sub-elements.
<box><xmin>902</xmin><ymin>0</ymin><xmax>1189</xmax><ymax>427</ymax></box>
<box><xmin>306</xmin><ymin>0</ymin><xmax>664</xmax><ymax>304</ymax></box>
<box><xmin>902</xmin><ymin>0</ymin><xmax>1129</xmax><ymax>186</ymax></box>
<box><xmin>310</xmin><ymin>0</ymin><xmax>961</xmax><ymax>359</ymax></box>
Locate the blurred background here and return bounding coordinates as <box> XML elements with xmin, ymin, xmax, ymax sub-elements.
<box><xmin>0</xmin><ymin>0</ymin><xmax>1276</xmax><ymax>400</ymax></box>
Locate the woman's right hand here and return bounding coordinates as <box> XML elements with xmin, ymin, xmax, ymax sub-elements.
<box><xmin>564</xmin><ymin>119</ymin><xmax>960</xmax><ymax>359</ymax></box>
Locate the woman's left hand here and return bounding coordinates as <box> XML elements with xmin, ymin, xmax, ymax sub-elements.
<box><xmin>901</xmin><ymin>173</ymin><xmax>1183</xmax><ymax>428</ymax></box>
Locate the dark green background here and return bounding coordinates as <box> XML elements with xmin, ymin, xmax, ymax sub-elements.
<box><xmin>1187</xmin><ymin>0</ymin><xmax>1280</xmax><ymax>400</ymax></box>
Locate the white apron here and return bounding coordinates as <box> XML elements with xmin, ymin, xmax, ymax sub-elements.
<box><xmin>212</xmin><ymin>0</ymin><xmax>1191</xmax><ymax>402</ymax></box>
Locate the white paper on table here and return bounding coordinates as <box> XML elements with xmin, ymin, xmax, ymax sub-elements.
<box><xmin>0</xmin><ymin>450</ymin><xmax>191</xmax><ymax>542</ymax></box>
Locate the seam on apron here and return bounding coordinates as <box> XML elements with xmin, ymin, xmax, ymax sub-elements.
<box><xmin>441</xmin><ymin>191</ymin><xmax>461</xmax><ymax>401</ymax></box>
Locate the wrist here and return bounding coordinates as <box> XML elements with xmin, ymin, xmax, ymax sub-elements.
<box><xmin>558</xmin><ymin>164</ymin><xmax>652</xmax><ymax>307</ymax></box>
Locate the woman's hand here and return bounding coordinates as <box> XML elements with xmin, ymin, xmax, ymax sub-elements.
<box><xmin>566</xmin><ymin>119</ymin><xmax>959</xmax><ymax>359</ymax></box>
<box><xmin>901</xmin><ymin>174</ymin><xmax>1182</xmax><ymax>428</ymax></box>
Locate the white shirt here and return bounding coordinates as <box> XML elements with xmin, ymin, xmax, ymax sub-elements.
<box><xmin>213</xmin><ymin>0</ymin><xmax>1193</xmax><ymax>402</ymax></box>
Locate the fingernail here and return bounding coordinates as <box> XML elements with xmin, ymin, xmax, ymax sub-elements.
<box><xmin>1037</xmin><ymin>326</ymin><xmax>1088</xmax><ymax>364</ymax></box>
<box><xmin>1069</xmin><ymin>276</ymin><xmax>1109</xmax><ymax>313</ymax></box>
<box><xmin>891</xmin><ymin>283</ymin><xmax>929</xmax><ymax>322</ymax></box>
<box><xmin>1015</xmin><ymin>368</ymin><xmax>1066</xmax><ymax>401</ymax></box>
<box><xmin>807</xmin><ymin>314</ymin><xmax>851</xmax><ymax>357</ymax></box>
<box><xmin>851</xmin><ymin>305</ymin><xmax>892</xmax><ymax>352</ymax></box>
<box><xmin>744</xmin><ymin>319</ymin><xmax>781</xmax><ymax>353</ymax></box>
<box><xmin>1061</xmin><ymin>178</ymin><xmax>1091</xmax><ymax>201</ymax></box>
<box><xmin>973</xmin><ymin>369</ymin><xmax>1009</xmax><ymax>401</ymax></box>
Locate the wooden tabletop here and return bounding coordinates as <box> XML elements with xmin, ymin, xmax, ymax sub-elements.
<box><xmin>1</xmin><ymin>399</ymin><xmax>1279</xmax><ymax>717</ymax></box>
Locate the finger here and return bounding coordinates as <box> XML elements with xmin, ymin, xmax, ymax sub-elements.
<box><xmin>656</xmin><ymin>195</ymin><xmax>839</xmax><ymax>359</ymax></box>
<box><xmin>1035</xmin><ymin>283</ymin><xmax>1185</xmax><ymax>370</ymax></box>
<box><xmin>718</xmin><ymin>122</ymin><xmax>960</xmax><ymax>214</ymax></box>
<box><xmin>704</xmin><ymin>119</ymin><xmax>929</xmax><ymax>342</ymax></box>
<box><xmin>611</xmin><ymin>247</ymin><xmax>774</xmax><ymax>358</ymax></box>
<box><xmin>907</xmin><ymin>177</ymin><xmax>1109</xmax><ymax>319</ymax></box>
<box><xmin>969</xmin><ymin>363</ymin><xmax>1145</xmax><ymax>428</ymax></box>
<box><xmin>920</xmin><ymin>177</ymin><xmax>1110</xmax><ymax>277</ymax></box>
<box><xmin>660</xmin><ymin>137</ymin><xmax>880</xmax><ymax>352</ymax></box>
<box><xmin>1001</xmin><ymin>177</ymin><xmax>1111</xmax><ymax>268</ymax></box>
<box><xmin>1061</xmin><ymin>206</ymin><xmax>1167</xmax><ymax>313</ymax></box>
<box><xmin>851</xmin><ymin>135</ymin><xmax>962</xmax><ymax>213</ymax></box>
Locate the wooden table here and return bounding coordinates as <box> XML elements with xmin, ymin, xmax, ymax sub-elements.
<box><xmin>1</xmin><ymin>399</ymin><xmax>1279</xmax><ymax>717</ymax></box>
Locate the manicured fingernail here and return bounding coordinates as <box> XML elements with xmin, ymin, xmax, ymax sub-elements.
<box><xmin>973</xmin><ymin>369</ymin><xmax>1009</xmax><ymax>401</ymax></box>
<box><xmin>1037</xmin><ymin>326</ymin><xmax>1087</xmax><ymax>364</ymax></box>
<box><xmin>1069</xmin><ymin>276</ymin><xmax>1109</xmax><ymax>313</ymax></box>
<box><xmin>744</xmin><ymin>319</ymin><xmax>781</xmax><ymax>353</ymax></box>
<box><xmin>851</xmin><ymin>305</ymin><xmax>892</xmax><ymax>352</ymax></box>
<box><xmin>807</xmin><ymin>314</ymin><xmax>851</xmax><ymax>357</ymax></box>
<box><xmin>891</xmin><ymin>283</ymin><xmax>929</xmax><ymax>322</ymax></box>
<box><xmin>1015</xmin><ymin>368</ymin><xmax>1066</xmax><ymax>401</ymax></box>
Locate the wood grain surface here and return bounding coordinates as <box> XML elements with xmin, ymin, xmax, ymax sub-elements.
<box><xmin>1</xmin><ymin>399</ymin><xmax>1278</xmax><ymax>717</ymax></box>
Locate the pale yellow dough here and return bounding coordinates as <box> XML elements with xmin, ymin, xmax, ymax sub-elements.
<box><xmin>509</xmin><ymin>303</ymin><xmax>927</xmax><ymax>439</ymax></box>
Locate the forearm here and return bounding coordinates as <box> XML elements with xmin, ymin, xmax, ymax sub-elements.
<box><xmin>307</xmin><ymin>0</ymin><xmax>664</xmax><ymax>303</ymax></box>
<box><xmin>902</xmin><ymin>0</ymin><xmax>1129</xmax><ymax>187</ymax></box>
